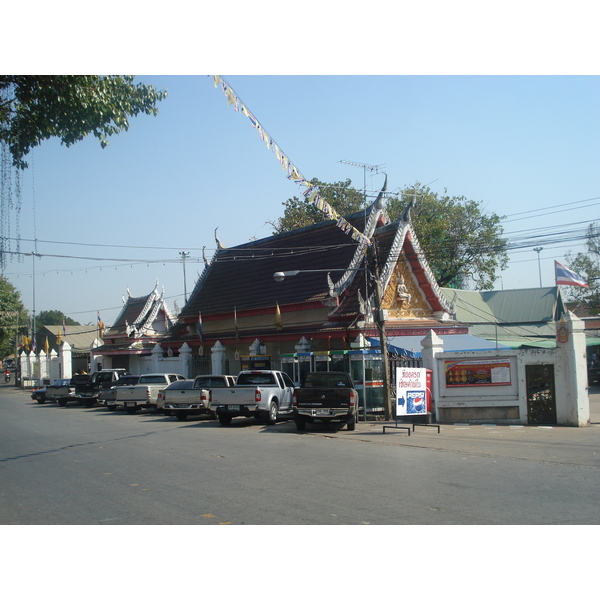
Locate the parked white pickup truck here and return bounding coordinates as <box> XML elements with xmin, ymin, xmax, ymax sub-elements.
<box><xmin>162</xmin><ymin>374</ymin><xmax>237</xmax><ymax>421</ymax></box>
<box><xmin>115</xmin><ymin>373</ymin><xmax>185</xmax><ymax>414</ymax></box>
<box><xmin>209</xmin><ymin>370</ymin><xmax>295</xmax><ymax>426</ymax></box>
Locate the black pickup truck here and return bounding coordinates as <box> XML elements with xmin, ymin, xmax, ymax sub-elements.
<box><xmin>292</xmin><ymin>371</ymin><xmax>358</xmax><ymax>431</ymax></box>
<box><xmin>74</xmin><ymin>369</ymin><xmax>130</xmax><ymax>407</ymax></box>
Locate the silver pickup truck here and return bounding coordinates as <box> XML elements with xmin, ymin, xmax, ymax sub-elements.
<box><xmin>115</xmin><ymin>373</ymin><xmax>185</xmax><ymax>414</ymax></box>
<box><xmin>209</xmin><ymin>370</ymin><xmax>295</xmax><ymax>426</ymax></box>
<box><xmin>162</xmin><ymin>374</ymin><xmax>237</xmax><ymax>421</ymax></box>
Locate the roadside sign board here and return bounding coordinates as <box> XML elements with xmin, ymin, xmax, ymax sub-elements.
<box><xmin>396</xmin><ymin>367</ymin><xmax>427</xmax><ymax>415</ymax></box>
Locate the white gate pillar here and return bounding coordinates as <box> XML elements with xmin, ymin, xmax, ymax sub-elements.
<box><xmin>61</xmin><ymin>342</ymin><xmax>73</xmax><ymax>379</ymax></box>
<box><xmin>90</xmin><ymin>339</ymin><xmax>103</xmax><ymax>372</ymax></box>
<box><xmin>178</xmin><ymin>343</ymin><xmax>192</xmax><ymax>378</ymax></box>
<box><xmin>151</xmin><ymin>344</ymin><xmax>163</xmax><ymax>372</ymax></box>
<box><xmin>421</xmin><ymin>330</ymin><xmax>444</xmax><ymax>421</ymax></box>
<box><xmin>49</xmin><ymin>349</ymin><xmax>60</xmax><ymax>382</ymax></box>
<box><xmin>211</xmin><ymin>341</ymin><xmax>226</xmax><ymax>375</ymax></box>
<box><xmin>558</xmin><ymin>311</ymin><xmax>589</xmax><ymax>426</ymax></box>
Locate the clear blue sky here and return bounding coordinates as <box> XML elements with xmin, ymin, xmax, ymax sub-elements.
<box><xmin>3</xmin><ymin>74</ymin><xmax>599</xmax><ymax>327</ymax></box>
<box><xmin>3</xmin><ymin>3</ymin><xmax>599</xmax><ymax>328</ymax></box>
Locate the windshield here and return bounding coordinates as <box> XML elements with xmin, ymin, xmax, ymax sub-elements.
<box><xmin>236</xmin><ymin>373</ymin><xmax>277</xmax><ymax>386</ymax></box>
<box><xmin>304</xmin><ymin>372</ymin><xmax>352</xmax><ymax>388</ymax></box>
<box><xmin>139</xmin><ymin>375</ymin><xmax>168</xmax><ymax>384</ymax></box>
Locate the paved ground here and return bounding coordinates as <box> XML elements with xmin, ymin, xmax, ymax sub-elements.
<box><xmin>318</xmin><ymin>385</ymin><xmax>600</xmax><ymax>468</ymax></box>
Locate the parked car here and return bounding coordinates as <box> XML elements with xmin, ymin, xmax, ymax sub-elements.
<box><xmin>49</xmin><ymin>378</ymin><xmax>81</xmax><ymax>406</ymax></box>
<box><xmin>31</xmin><ymin>381</ymin><xmax>50</xmax><ymax>403</ymax></box>
<box><xmin>115</xmin><ymin>373</ymin><xmax>186</xmax><ymax>414</ymax></box>
<box><xmin>293</xmin><ymin>371</ymin><xmax>358</xmax><ymax>431</ymax></box>
<box><xmin>209</xmin><ymin>370</ymin><xmax>295</xmax><ymax>426</ymax></box>
<box><xmin>101</xmin><ymin>375</ymin><xmax>140</xmax><ymax>410</ymax></box>
<box><xmin>74</xmin><ymin>369</ymin><xmax>130</xmax><ymax>407</ymax></box>
<box><xmin>162</xmin><ymin>374</ymin><xmax>237</xmax><ymax>421</ymax></box>
<box><xmin>157</xmin><ymin>379</ymin><xmax>195</xmax><ymax>417</ymax></box>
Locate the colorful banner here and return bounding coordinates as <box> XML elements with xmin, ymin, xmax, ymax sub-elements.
<box><xmin>444</xmin><ymin>359</ymin><xmax>511</xmax><ymax>387</ymax></box>
<box><xmin>213</xmin><ymin>76</ymin><xmax>370</xmax><ymax>247</ymax></box>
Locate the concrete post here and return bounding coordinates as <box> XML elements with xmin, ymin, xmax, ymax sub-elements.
<box><xmin>559</xmin><ymin>311</ymin><xmax>589</xmax><ymax>426</ymax></box>
<box><xmin>49</xmin><ymin>349</ymin><xmax>60</xmax><ymax>382</ymax></box>
<box><xmin>61</xmin><ymin>342</ymin><xmax>73</xmax><ymax>379</ymax></box>
<box><xmin>179</xmin><ymin>342</ymin><xmax>192</xmax><ymax>378</ymax></box>
<box><xmin>38</xmin><ymin>350</ymin><xmax>47</xmax><ymax>381</ymax></box>
<box><xmin>421</xmin><ymin>330</ymin><xmax>444</xmax><ymax>421</ymax></box>
<box><xmin>151</xmin><ymin>344</ymin><xmax>163</xmax><ymax>372</ymax></box>
<box><xmin>90</xmin><ymin>339</ymin><xmax>103</xmax><ymax>372</ymax></box>
<box><xmin>211</xmin><ymin>341</ymin><xmax>226</xmax><ymax>375</ymax></box>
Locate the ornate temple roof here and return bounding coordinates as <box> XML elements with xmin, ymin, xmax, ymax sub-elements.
<box><xmin>103</xmin><ymin>280</ymin><xmax>176</xmax><ymax>342</ymax></box>
<box><xmin>172</xmin><ymin>181</ymin><xmax>458</xmax><ymax>344</ymax></box>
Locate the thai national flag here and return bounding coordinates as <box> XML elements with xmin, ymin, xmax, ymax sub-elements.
<box><xmin>555</xmin><ymin>261</ymin><xmax>588</xmax><ymax>287</ymax></box>
<box><xmin>197</xmin><ymin>312</ymin><xmax>203</xmax><ymax>341</ymax></box>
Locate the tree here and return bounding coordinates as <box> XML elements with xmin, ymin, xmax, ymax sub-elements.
<box><xmin>268</xmin><ymin>178</ymin><xmax>366</xmax><ymax>234</ymax></box>
<box><xmin>564</xmin><ymin>223</ymin><xmax>600</xmax><ymax>313</ymax></box>
<box><xmin>269</xmin><ymin>180</ymin><xmax>508</xmax><ymax>290</ymax></box>
<box><xmin>0</xmin><ymin>75</ymin><xmax>167</xmax><ymax>168</ymax></box>
<box><xmin>386</xmin><ymin>185</ymin><xmax>508</xmax><ymax>289</ymax></box>
<box><xmin>0</xmin><ymin>277</ymin><xmax>28</xmax><ymax>358</ymax></box>
<box><xmin>35</xmin><ymin>310</ymin><xmax>80</xmax><ymax>339</ymax></box>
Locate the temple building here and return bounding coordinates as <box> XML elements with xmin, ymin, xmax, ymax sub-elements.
<box><xmin>158</xmin><ymin>181</ymin><xmax>466</xmax><ymax>414</ymax></box>
<box><xmin>93</xmin><ymin>281</ymin><xmax>177</xmax><ymax>373</ymax></box>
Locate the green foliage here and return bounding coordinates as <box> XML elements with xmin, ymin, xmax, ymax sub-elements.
<box><xmin>387</xmin><ymin>185</ymin><xmax>508</xmax><ymax>289</ymax></box>
<box><xmin>269</xmin><ymin>178</ymin><xmax>366</xmax><ymax>234</ymax></box>
<box><xmin>270</xmin><ymin>179</ymin><xmax>508</xmax><ymax>290</ymax></box>
<box><xmin>0</xmin><ymin>277</ymin><xmax>28</xmax><ymax>357</ymax></box>
<box><xmin>0</xmin><ymin>75</ymin><xmax>167</xmax><ymax>168</ymax></box>
<box><xmin>35</xmin><ymin>310</ymin><xmax>80</xmax><ymax>338</ymax></box>
<box><xmin>564</xmin><ymin>223</ymin><xmax>600</xmax><ymax>313</ymax></box>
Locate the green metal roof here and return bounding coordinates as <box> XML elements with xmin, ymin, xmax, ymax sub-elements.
<box><xmin>440</xmin><ymin>286</ymin><xmax>566</xmax><ymax>349</ymax></box>
<box><xmin>441</xmin><ymin>286</ymin><xmax>564</xmax><ymax>325</ymax></box>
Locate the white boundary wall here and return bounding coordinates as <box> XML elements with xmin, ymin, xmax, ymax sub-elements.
<box><xmin>421</xmin><ymin>311</ymin><xmax>590</xmax><ymax>426</ymax></box>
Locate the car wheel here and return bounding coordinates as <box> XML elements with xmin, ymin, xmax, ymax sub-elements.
<box><xmin>81</xmin><ymin>399</ymin><xmax>95</xmax><ymax>408</ymax></box>
<box><xmin>346</xmin><ymin>415</ymin><xmax>356</xmax><ymax>431</ymax></box>
<box><xmin>265</xmin><ymin>400</ymin><xmax>278</xmax><ymax>425</ymax></box>
<box><xmin>295</xmin><ymin>417</ymin><xmax>306</xmax><ymax>431</ymax></box>
<box><xmin>162</xmin><ymin>409</ymin><xmax>172</xmax><ymax>416</ymax></box>
<box><xmin>107</xmin><ymin>405</ymin><xmax>117</xmax><ymax>411</ymax></box>
<box><xmin>58</xmin><ymin>399</ymin><xmax>68</xmax><ymax>407</ymax></box>
<box><xmin>176</xmin><ymin>413</ymin><xmax>187</xmax><ymax>421</ymax></box>
<box><xmin>218</xmin><ymin>414</ymin><xmax>232</xmax><ymax>426</ymax></box>
<box><xmin>125</xmin><ymin>406</ymin><xmax>138</xmax><ymax>415</ymax></box>
<box><xmin>36</xmin><ymin>398</ymin><xmax>46</xmax><ymax>404</ymax></box>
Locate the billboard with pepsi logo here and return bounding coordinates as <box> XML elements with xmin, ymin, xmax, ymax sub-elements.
<box><xmin>396</xmin><ymin>367</ymin><xmax>430</xmax><ymax>416</ymax></box>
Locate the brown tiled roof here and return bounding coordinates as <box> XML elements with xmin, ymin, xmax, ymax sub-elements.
<box><xmin>177</xmin><ymin>210</ymin><xmax>373</xmax><ymax>324</ymax></box>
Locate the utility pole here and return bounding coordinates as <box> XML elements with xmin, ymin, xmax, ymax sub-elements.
<box><xmin>179</xmin><ymin>251</ymin><xmax>190</xmax><ymax>303</ymax></box>
<box><xmin>534</xmin><ymin>247</ymin><xmax>543</xmax><ymax>287</ymax></box>
<box><xmin>369</xmin><ymin>244</ymin><xmax>392</xmax><ymax>421</ymax></box>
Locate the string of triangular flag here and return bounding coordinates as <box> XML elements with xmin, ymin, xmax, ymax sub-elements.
<box><xmin>212</xmin><ymin>76</ymin><xmax>371</xmax><ymax>248</ymax></box>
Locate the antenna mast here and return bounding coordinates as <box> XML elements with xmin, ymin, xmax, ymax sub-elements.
<box><xmin>339</xmin><ymin>160</ymin><xmax>385</xmax><ymax>206</ymax></box>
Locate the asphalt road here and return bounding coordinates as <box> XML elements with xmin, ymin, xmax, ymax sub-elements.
<box><xmin>1</xmin><ymin>385</ymin><xmax>599</xmax><ymax>525</ymax></box>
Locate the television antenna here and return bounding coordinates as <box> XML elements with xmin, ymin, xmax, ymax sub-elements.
<box><xmin>339</xmin><ymin>160</ymin><xmax>385</xmax><ymax>205</ymax></box>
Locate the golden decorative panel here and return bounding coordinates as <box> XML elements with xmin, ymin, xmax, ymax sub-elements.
<box><xmin>382</xmin><ymin>256</ymin><xmax>432</xmax><ymax>319</ymax></box>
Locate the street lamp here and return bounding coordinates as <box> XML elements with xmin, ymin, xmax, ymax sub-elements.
<box><xmin>25</xmin><ymin>252</ymin><xmax>40</xmax><ymax>351</ymax></box>
<box><xmin>273</xmin><ymin>267</ymin><xmax>393</xmax><ymax>421</ymax></box>
<box><xmin>533</xmin><ymin>247</ymin><xmax>543</xmax><ymax>287</ymax></box>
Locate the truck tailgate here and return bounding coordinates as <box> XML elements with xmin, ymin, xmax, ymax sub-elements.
<box><xmin>296</xmin><ymin>388</ymin><xmax>352</xmax><ymax>409</ymax></box>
